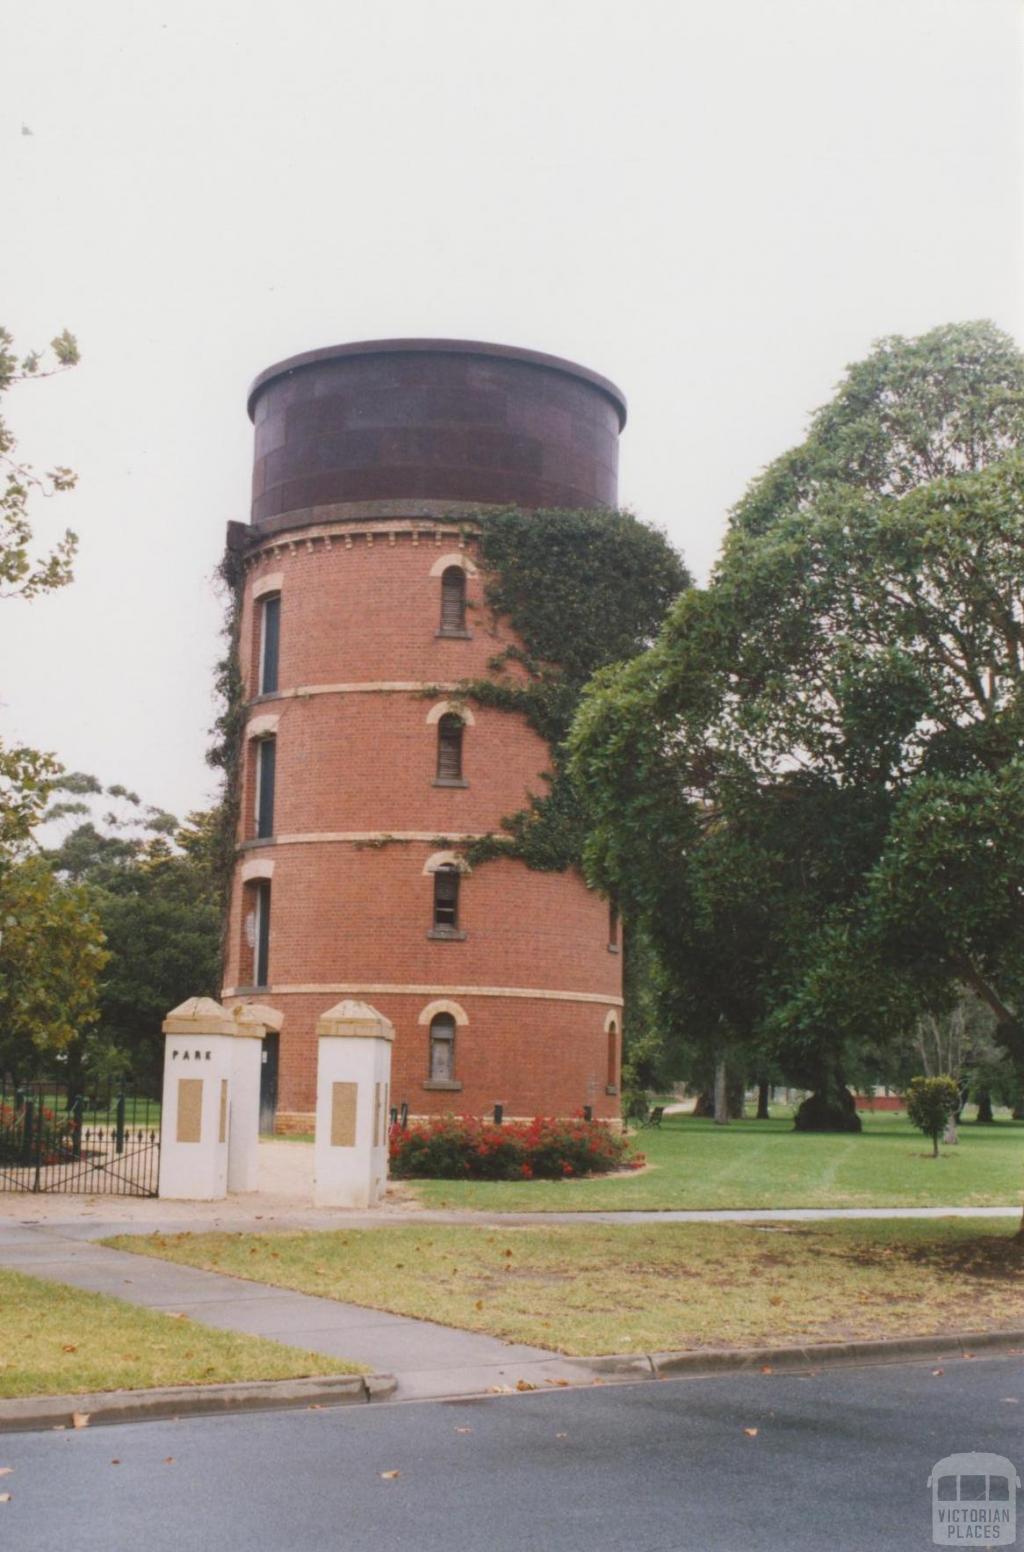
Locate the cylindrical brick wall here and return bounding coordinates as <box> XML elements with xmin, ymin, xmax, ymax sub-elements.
<box><xmin>223</xmin><ymin>341</ymin><xmax>626</xmax><ymax>1127</ymax></box>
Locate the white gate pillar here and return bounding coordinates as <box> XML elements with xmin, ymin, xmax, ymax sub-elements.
<box><xmin>158</xmin><ymin>998</ymin><xmax>237</xmax><ymax>1200</ymax></box>
<box><xmin>224</xmin><ymin>1001</ymin><xmax>281</xmax><ymax>1192</ymax></box>
<box><xmin>313</xmin><ymin>1000</ymin><xmax>394</xmax><ymax>1209</ymax></box>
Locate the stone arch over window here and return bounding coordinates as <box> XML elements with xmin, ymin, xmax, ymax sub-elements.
<box><xmin>421</xmin><ymin>850</ymin><xmax>470</xmax><ymax>876</ymax></box>
<box><xmin>425</xmin><ymin>700</ymin><xmax>475</xmax><ymax>726</ymax></box>
<box><xmin>417</xmin><ymin>999</ymin><xmax>469</xmax><ymax>1028</ymax></box>
<box><xmin>241</xmin><ymin>858</ymin><xmax>275</xmax><ymax>883</ymax></box>
<box><xmin>428</xmin><ymin>551</ymin><xmax>478</xmax><ymax>579</ymax></box>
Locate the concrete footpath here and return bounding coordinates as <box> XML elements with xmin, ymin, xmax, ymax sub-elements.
<box><xmin>0</xmin><ymin>1221</ymin><xmax>608</xmax><ymax>1405</ymax></box>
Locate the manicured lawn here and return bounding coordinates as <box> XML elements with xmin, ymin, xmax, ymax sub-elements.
<box><xmin>0</xmin><ymin>1268</ymin><xmax>362</xmax><ymax>1399</ymax></box>
<box><xmin>403</xmin><ymin>1112</ymin><xmax>1024</xmax><ymax>1211</ymax></box>
<box><xmin>107</xmin><ymin>1220</ymin><xmax>1024</xmax><ymax>1357</ymax></box>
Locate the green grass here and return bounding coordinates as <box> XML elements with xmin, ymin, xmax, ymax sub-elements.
<box><xmin>404</xmin><ymin>1111</ymin><xmax>1024</xmax><ymax>1211</ymax></box>
<box><xmin>0</xmin><ymin>1267</ymin><xmax>363</xmax><ymax>1399</ymax></box>
<box><xmin>107</xmin><ymin>1220</ymin><xmax>1024</xmax><ymax>1358</ymax></box>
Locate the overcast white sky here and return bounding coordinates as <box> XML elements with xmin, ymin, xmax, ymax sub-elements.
<box><xmin>1</xmin><ymin>0</ymin><xmax>1020</xmax><ymax>821</ymax></box>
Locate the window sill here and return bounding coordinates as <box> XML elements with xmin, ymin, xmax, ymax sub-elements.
<box><xmin>435</xmin><ymin>628</ymin><xmax>473</xmax><ymax>640</ymax></box>
<box><xmin>427</xmin><ymin>928</ymin><xmax>467</xmax><ymax>941</ymax></box>
<box><xmin>235</xmin><ymin>983</ymin><xmax>270</xmax><ymax>996</ymax></box>
<box><xmin>240</xmin><ymin>837</ymin><xmax>277</xmax><ymax>850</ymax></box>
<box><xmin>423</xmin><ymin>1079</ymin><xmax>463</xmax><ymax>1092</ymax></box>
<box><xmin>251</xmin><ymin>691</ymin><xmax>284</xmax><ymax>704</ymax></box>
<box><xmin>433</xmin><ymin>777</ymin><xmax>469</xmax><ymax>789</ymax></box>
<box><xmin>607</xmin><ymin>943</ymin><xmax>620</xmax><ymax>954</ymax></box>
<box><xmin>605</xmin><ymin>1085</ymin><xmax>619</xmax><ymax>1097</ymax></box>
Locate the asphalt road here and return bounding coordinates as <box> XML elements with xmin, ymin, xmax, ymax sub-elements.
<box><xmin>2</xmin><ymin>1356</ymin><xmax>1021</xmax><ymax>1552</ymax></box>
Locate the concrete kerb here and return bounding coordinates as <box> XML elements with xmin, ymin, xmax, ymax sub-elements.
<box><xmin>4</xmin><ymin>1329</ymin><xmax>1022</xmax><ymax>1434</ymax></box>
<box><xmin>0</xmin><ymin>1372</ymin><xmax>398</xmax><ymax>1434</ymax></box>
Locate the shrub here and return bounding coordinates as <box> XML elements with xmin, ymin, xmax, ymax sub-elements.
<box><xmin>388</xmin><ymin>1114</ymin><xmax>643</xmax><ymax>1181</ymax></box>
<box><xmin>905</xmin><ymin>1075</ymin><xmax>961</xmax><ymax>1157</ymax></box>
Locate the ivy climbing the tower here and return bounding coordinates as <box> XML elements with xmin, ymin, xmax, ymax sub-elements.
<box><xmin>449</xmin><ymin>506</ymin><xmax>689</xmax><ymax>872</ymax></box>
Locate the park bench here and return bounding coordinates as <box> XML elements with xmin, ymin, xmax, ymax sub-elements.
<box><xmin>640</xmin><ymin>1105</ymin><xmax>665</xmax><ymax>1128</ymax></box>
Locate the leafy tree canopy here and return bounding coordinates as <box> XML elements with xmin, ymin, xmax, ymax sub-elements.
<box><xmin>570</xmin><ymin>322</ymin><xmax>1024</xmax><ymax>1120</ymax></box>
<box><xmin>0</xmin><ymin>326</ymin><xmax>79</xmax><ymax>599</ymax></box>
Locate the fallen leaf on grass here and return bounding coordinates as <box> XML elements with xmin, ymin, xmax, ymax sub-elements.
<box><xmin>62</xmin><ymin>1344</ymin><xmax>77</xmax><ymax>1354</ymax></box>
<box><xmin>380</xmin><ymin>1470</ymin><xmax>400</xmax><ymax>1481</ymax></box>
<box><xmin>744</xmin><ymin>1428</ymin><xmax>759</xmax><ymax>1438</ymax></box>
<box><xmin>72</xmin><ymin>1413</ymin><xmax>90</xmax><ymax>1429</ymax></box>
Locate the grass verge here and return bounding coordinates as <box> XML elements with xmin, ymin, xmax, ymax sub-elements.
<box><xmin>0</xmin><ymin>1268</ymin><xmax>363</xmax><ymax>1399</ymax></box>
<box><xmin>107</xmin><ymin>1220</ymin><xmax>1024</xmax><ymax>1358</ymax></box>
<box><xmin>403</xmin><ymin>1112</ymin><xmax>1024</xmax><ymax>1211</ymax></box>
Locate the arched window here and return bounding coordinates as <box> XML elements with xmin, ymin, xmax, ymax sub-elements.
<box><xmin>436</xmin><ymin>713</ymin><xmax>464</xmax><ymax>783</ymax></box>
<box><xmin>243</xmin><ymin>880</ymin><xmax>272</xmax><ymax>989</ymax></box>
<box><xmin>607</xmin><ymin>1019</ymin><xmax>619</xmax><ymax>1091</ymax></box>
<box><xmin>429</xmin><ymin>1013</ymin><xmax>456</xmax><ymax>1082</ymax></box>
<box><xmin>439</xmin><ymin>566</ymin><xmax>467</xmax><ymax>634</ymax></box>
<box><xmin>255</xmin><ymin>736</ymin><xmax>276</xmax><ymax>839</ymax></box>
<box><xmin>259</xmin><ymin>594</ymin><xmax>281</xmax><ymax>694</ymax></box>
<box><xmin>433</xmin><ymin>864</ymin><xmax>460</xmax><ymax>932</ymax></box>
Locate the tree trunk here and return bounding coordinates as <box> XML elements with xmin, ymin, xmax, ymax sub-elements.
<box><xmin>713</xmin><ymin>1060</ymin><xmax>729</xmax><ymax>1126</ymax></box>
<box><xmin>692</xmin><ymin>1089</ymin><xmax>714</xmax><ymax>1118</ymax></box>
<box><xmin>976</xmin><ymin>1090</ymin><xmax>995</xmax><ymax>1123</ymax></box>
<box><xmin>756</xmin><ymin>1081</ymin><xmax>770</xmax><ymax>1120</ymax></box>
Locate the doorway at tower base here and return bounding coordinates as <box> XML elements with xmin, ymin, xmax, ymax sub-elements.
<box><xmin>313</xmin><ymin>1000</ymin><xmax>394</xmax><ymax>1209</ymax></box>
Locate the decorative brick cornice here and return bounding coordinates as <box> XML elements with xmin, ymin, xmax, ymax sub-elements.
<box><xmin>239</xmin><ymin>515</ymin><xmax>482</xmax><ymax>573</ymax></box>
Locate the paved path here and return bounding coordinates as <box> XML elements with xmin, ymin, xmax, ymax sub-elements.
<box><xmin>0</xmin><ymin>1222</ymin><xmax>601</xmax><ymax>1402</ymax></box>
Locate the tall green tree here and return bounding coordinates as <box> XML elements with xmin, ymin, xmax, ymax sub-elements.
<box><xmin>46</xmin><ymin>804</ymin><xmax>222</xmax><ymax>1093</ymax></box>
<box><xmin>571</xmin><ymin>322</ymin><xmax>1024</xmax><ymax>1127</ymax></box>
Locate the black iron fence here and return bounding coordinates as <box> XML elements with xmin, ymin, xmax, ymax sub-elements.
<box><xmin>0</xmin><ymin>1077</ymin><xmax>161</xmax><ymax>1196</ymax></box>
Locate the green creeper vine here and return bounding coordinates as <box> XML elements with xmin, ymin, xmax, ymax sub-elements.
<box><xmin>206</xmin><ymin>546</ymin><xmax>247</xmax><ymax>945</ymax></box>
<box><xmin>444</xmin><ymin>506</ymin><xmax>690</xmax><ymax>872</ymax></box>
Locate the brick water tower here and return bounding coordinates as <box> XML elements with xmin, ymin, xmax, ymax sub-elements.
<box><xmin>221</xmin><ymin>339</ymin><xmax>627</xmax><ymax>1132</ymax></box>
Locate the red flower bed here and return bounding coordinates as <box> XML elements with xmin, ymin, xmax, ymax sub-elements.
<box><xmin>388</xmin><ymin>1113</ymin><xmax>644</xmax><ymax>1181</ymax></box>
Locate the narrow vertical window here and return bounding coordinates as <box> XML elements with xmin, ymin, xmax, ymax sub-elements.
<box><xmin>435</xmin><ymin>714</ymin><xmax>464</xmax><ymax>783</ymax></box>
<box><xmin>608</xmin><ymin>901</ymin><xmax>620</xmax><ymax>952</ymax></box>
<box><xmin>259</xmin><ymin>594</ymin><xmax>281</xmax><ymax>694</ymax></box>
<box><xmin>255</xmin><ymin>737</ymin><xmax>276</xmax><ymax>839</ymax></box>
<box><xmin>439</xmin><ymin>567</ymin><xmax>466</xmax><ymax>634</ymax></box>
<box><xmin>433</xmin><ymin>865</ymin><xmax>460</xmax><ymax>932</ymax></box>
<box><xmin>429</xmin><ymin>1014</ymin><xmax>456</xmax><ymax>1081</ymax></box>
<box><xmin>607</xmin><ymin>1020</ymin><xmax>618</xmax><ymax>1090</ymax></box>
<box><xmin>254</xmin><ymin>880</ymin><xmax>271</xmax><ymax>988</ymax></box>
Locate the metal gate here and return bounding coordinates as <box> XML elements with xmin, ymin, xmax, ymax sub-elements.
<box><xmin>0</xmin><ymin>1077</ymin><xmax>161</xmax><ymax>1196</ymax></box>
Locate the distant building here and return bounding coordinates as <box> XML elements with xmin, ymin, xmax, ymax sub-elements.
<box><xmin>221</xmin><ymin>339</ymin><xmax>626</xmax><ymax>1132</ymax></box>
